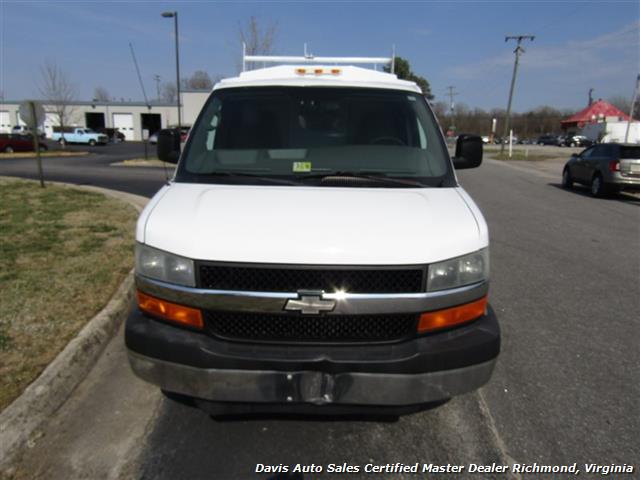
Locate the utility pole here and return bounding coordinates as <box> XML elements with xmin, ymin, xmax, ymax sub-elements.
<box><xmin>446</xmin><ymin>85</ymin><xmax>459</xmax><ymax>135</ymax></box>
<box><xmin>161</xmin><ymin>11</ymin><xmax>181</xmax><ymax>131</ymax></box>
<box><xmin>588</xmin><ymin>88</ymin><xmax>594</xmax><ymax>106</ymax></box>
<box><xmin>154</xmin><ymin>74</ymin><xmax>161</xmax><ymax>101</ymax></box>
<box><xmin>624</xmin><ymin>74</ymin><xmax>639</xmax><ymax>143</ymax></box>
<box><xmin>500</xmin><ymin>34</ymin><xmax>535</xmax><ymax>154</ymax></box>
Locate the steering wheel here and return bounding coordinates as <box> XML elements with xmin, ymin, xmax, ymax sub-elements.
<box><xmin>370</xmin><ymin>136</ymin><xmax>406</xmax><ymax>146</ymax></box>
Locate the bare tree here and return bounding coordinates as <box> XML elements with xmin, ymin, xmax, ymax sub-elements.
<box><xmin>608</xmin><ymin>95</ymin><xmax>639</xmax><ymax>118</ymax></box>
<box><xmin>239</xmin><ymin>16</ymin><xmax>278</xmax><ymax>70</ymax></box>
<box><xmin>184</xmin><ymin>70</ymin><xmax>213</xmax><ymax>90</ymax></box>
<box><xmin>161</xmin><ymin>81</ymin><xmax>177</xmax><ymax>103</ymax></box>
<box><xmin>39</xmin><ymin>62</ymin><xmax>76</xmax><ymax>139</ymax></box>
<box><xmin>93</xmin><ymin>86</ymin><xmax>110</xmax><ymax>102</ymax></box>
<box><xmin>431</xmin><ymin>101</ymin><xmax>449</xmax><ymax>124</ymax></box>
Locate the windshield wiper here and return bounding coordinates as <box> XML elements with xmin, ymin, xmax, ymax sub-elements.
<box><xmin>299</xmin><ymin>171</ymin><xmax>427</xmax><ymax>187</ymax></box>
<box><xmin>203</xmin><ymin>171</ymin><xmax>300</xmax><ymax>186</ymax></box>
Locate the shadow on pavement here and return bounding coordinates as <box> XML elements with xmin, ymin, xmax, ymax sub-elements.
<box><xmin>548</xmin><ymin>182</ymin><xmax>640</xmax><ymax>205</ymax></box>
<box><xmin>163</xmin><ymin>389</ymin><xmax>449</xmax><ymax>423</ymax></box>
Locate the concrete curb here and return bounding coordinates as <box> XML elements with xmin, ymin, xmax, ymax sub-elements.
<box><xmin>0</xmin><ymin>178</ymin><xmax>148</xmax><ymax>470</ymax></box>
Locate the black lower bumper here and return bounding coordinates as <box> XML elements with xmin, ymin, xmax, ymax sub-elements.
<box><xmin>126</xmin><ymin>306</ymin><xmax>499</xmax><ymax>374</ymax></box>
<box><xmin>125</xmin><ymin>306</ymin><xmax>499</xmax><ymax>406</ymax></box>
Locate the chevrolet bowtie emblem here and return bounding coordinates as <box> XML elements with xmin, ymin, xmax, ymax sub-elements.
<box><xmin>284</xmin><ymin>293</ymin><xmax>336</xmax><ymax>315</ymax></box>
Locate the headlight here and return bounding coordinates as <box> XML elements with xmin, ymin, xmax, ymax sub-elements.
<box><xmin>427</xmin><ymin>249</ymin><xmax>489</xmax><ymax>292</ymax></box>
<box><xmin>135</xmin><ymin>243</ymin><xmax>195</xmax><ymax>287</ymax></box>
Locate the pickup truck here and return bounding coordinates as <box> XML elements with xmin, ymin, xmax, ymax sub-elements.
<box><xmin>51</xmin><ymin>128</ymin><xmax>108</xmax><ymax>146</ymax></box>
<box><xmin>126</xmin><ymin>56</ymin><xmax>500</xmax><ymax>416</ymax></box>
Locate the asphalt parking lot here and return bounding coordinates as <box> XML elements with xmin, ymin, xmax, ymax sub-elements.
<box><xmin>1</xmin><ymin>149</ymin><xmax>638</xmax><ymax>479</ymax></box>
<box><xmin>0</xmin><ymin>141</ymin><xmax>168</xmax><ymax>196</ymax></box>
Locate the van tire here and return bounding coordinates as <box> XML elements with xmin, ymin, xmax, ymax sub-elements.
<box><xmin>89</xmin><ymin>139</ymin><xmax>96</xmax><ymax>146</ymax></box>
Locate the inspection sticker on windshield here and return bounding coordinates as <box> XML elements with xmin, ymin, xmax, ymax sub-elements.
<box><xmin>293</xmin><ymin>162</ymin><xmax>312</xmax><ymax>173</ymax></box>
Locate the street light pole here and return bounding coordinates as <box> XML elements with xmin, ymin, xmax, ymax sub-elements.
<box><xmin>162</xmin><ymin>11</ymin><xmax>181</xmax><ymax>132</ymax></box>
<box><xmin>500</xmin><ymin>35</ymin><xmax>534</xmax><ymax>155</ymax></box>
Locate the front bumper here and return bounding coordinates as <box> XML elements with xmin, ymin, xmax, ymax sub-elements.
<box><xmin>125</xmin><ymin>306</ymin><xmax>500</xmax><ymax>406</ymax></box>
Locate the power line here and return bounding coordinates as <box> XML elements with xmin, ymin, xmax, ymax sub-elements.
<box><xmin>129</xmin><ymin>42</ymin><xmax>149</xmax><ymax>108</ymax></box>
<box><xmin>500</xmin><ymin>35</ymin><xmax>535</xmax><ymax>154</ymax></box>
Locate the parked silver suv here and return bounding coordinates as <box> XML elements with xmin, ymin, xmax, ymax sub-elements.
<box><xmin>562</xmin><ymin>143</ymin><xmax>640</xmax><ymax>197</ymax></box>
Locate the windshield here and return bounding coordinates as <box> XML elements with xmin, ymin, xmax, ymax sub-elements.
<box><xmin>176</xmin><ymin>87</ymin><xmax>453</xmax><ymax>187</ymax></box>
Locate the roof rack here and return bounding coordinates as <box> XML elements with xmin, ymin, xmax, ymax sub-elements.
<box><xmin>242</xmin><ymin>43</ymin><xmax>395</xmax><ymax>74</ymax></box>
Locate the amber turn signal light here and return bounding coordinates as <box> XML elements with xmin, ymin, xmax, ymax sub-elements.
<box><xmin>137</xmin><ymin>291</ymin><xmax>203</xmax><ymax>329</ymax></box>
<box><xmin>418</xmin><ymin>296</ymin><xmax>488</xmax><ymax>333</ymax></box>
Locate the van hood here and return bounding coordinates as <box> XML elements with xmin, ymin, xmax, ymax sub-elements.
<box><xmin>139</xmin><ymin>183</ymin><xmax>487</xmax><ymax>265</ymax></box>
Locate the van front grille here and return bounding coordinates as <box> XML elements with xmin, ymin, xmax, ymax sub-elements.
<box><xmin>204</xmin><ymin>311</ymin><xmax>419</xmax><ymax>344</ymax></box>
<box><xmin>198</xmin><ymin>264</ymin><xmax>425</xmax><ymax>293</ymax></box>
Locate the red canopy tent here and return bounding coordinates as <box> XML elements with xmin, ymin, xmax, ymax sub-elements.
<box><xmin>561</xmin><ymin>99</ymin><xmax>631</xmax><ymax>130</ymax></box>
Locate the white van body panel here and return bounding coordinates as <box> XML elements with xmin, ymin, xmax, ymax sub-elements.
<box><xmin>138</xmin><ymin>183</ymin><xmax>487</xmax><ymax>265</ymax></box>
<box><xmin>214</xmin><ymin>65</ymin><xmax>422</xmax><ymax>94</ymax></box>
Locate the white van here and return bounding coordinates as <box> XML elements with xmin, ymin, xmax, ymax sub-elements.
<box><xmin>11</xmin><ymin>125</ymin><xmax>45</xmax><ymax>138</ymax></box>
<box><xmin>126</xmin><ymin>54</ymin><xmax>500</xmax><ymax>415</ymax></box>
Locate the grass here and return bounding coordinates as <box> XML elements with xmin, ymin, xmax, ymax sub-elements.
<box><xmin>0</xmin><ymin>151</ymin><xmax>90</xmax><ymax>159</ymax></box>
<box><xmin>0</xmin><ymin>178</ymin><xmax>138</xmax><ymax>411</ymax></box>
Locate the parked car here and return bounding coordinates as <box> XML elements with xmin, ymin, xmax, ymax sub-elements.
<box><xmin>126</xmin><ymin>57</ymin><xmax>499</xmax><ymax>416</ymax></box>
<box><xmin>563</xmin><ymin>135</ymin><xmax>593</xmax><ymax>148</ymax></box>
<box><xmin>0</xmin><ymin>133</ymin><xmax>48</xmax><ymax>153</ymax></box>
<box><xmin>96</xmin><ymin>127</ymin><xmax>126</xmax><ymax>142</ymax></box>
<box><xmin>178</xmin><ymin>126</ymin><xmax>191</xmax><ymax>142</ymax></box>
<box><xmin>51</xmin><ymin>128</ymin><xmax>108</xmax><ymax>146</ymax></box>
<box><xmin>150</xmin><ymin>127</ymin><xmax>188</xmax><ymax>146</ymax></box>
<box><xmin>153</xmin><ymin>126</ymin><xmax>190</xmax><ymax>145</ymax></box>
<box><xmin>562</xmin><ymin>143</ymin><xmax>640</xmax><ymax>196</ymax></box>
<box><xmin>536</xmin><ymin>135</ymin><xmax>561</xmax><ymax>146</ymax></box>
<box><xmin>11</xmin><ymin>125</ymin><xmax>45</xmax><ymax>139</ymax></box>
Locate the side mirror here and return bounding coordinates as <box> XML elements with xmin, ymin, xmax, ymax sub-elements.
<box><xmin>571</xmin><ymin>153</ymin><xmax>578</xmax><ymax>159</ymax></box>
<box><xmin>157</xmin><ymin>128</ymin><xmax>181</xmax><ymax>164</ymax></box>
<box><xmin>452</xmin><ymin>134</ymin><xmax>483</xmax><ymax>169</ymax></box>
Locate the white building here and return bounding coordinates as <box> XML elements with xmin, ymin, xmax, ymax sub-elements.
<box><xmin>0</xmin><ymin>89</ymin><xmax>211</xmax><ymax>141</ymax></box>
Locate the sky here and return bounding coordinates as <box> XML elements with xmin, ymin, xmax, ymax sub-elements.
<box><xmin>1</xmin><ymin>0</ymin><xmax>638</xmax><ymax>112</ymax></box>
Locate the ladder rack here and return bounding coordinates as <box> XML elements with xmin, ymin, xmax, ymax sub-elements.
<box><xmin>242</xmin><ymin>44</ymin><xmax>395</xmax><ymax>73</ymax></box>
